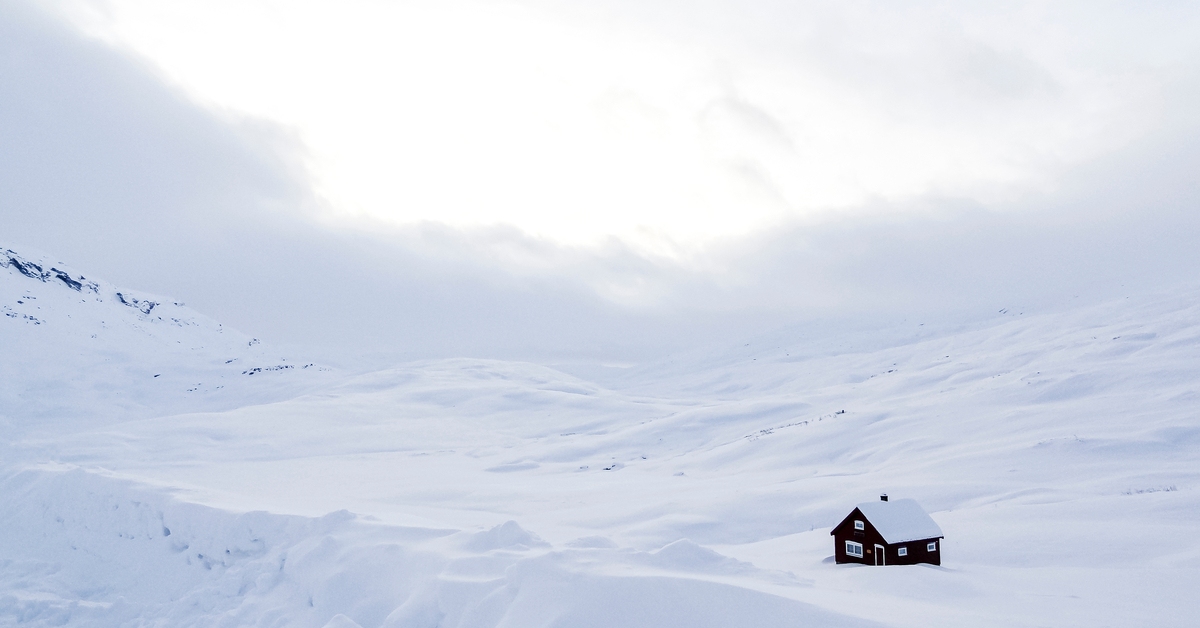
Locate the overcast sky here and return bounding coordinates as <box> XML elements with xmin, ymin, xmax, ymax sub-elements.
<box><xmin>4</xmin><ymin>0</ymin><xmax>1200</xmax><ymax>367</ymax></box>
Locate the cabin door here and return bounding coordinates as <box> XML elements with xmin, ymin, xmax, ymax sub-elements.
<box><xmin>874</xmin><ymin>544</ymin><xmax>886</xmax><ymax>566</ymax></box>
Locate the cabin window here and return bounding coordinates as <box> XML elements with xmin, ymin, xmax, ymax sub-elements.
<box><xmin>845</xmin><ymin>541</ymin><xmax>864</xmax><ymax>557</ymax></box>
<box><xmin>927</xmin><ymin>541</ymin><xmax>937</xmax><ymax>552</ymax></box>
<box><xmin>854</xmin><ymin>520</ymin><xmax>864</xmax><ymax>531</ymax></box>
<box><xmin>897</xmin><ymin>547</ymin><xmax>907</xmax><ymax>556</ymax></box>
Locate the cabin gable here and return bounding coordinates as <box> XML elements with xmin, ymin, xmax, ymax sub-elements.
<box><xmin>831</xmin><ymin>508</ymin><xmax>888</xmax><ymax>564</ymax></box>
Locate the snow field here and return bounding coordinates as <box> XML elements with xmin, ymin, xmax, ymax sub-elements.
<box><xmin>3</xmin><ymin>252</ymin><xmax>1199</xmax><ymax>626</ymax></box>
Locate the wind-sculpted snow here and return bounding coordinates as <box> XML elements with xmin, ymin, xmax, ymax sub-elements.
<box><xmin>0</xmin><ymin>467</ymin><xmax>870</xmax><ymax>628</ymax></box>
<box><xmin>2</xmin><ymin>250</ymin><xmax>1199</xmax><ymax>626</ymax></box>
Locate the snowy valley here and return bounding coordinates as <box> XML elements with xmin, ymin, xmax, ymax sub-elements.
<box><xmin>2</xmin><ymin>247</ymin><xmax>1197</xmax><ymax>627</ymax></box>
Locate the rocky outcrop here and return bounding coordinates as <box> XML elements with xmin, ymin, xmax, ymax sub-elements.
<box><xmin>2</xmin><ymin>249</ymin><xmax>99</xmax><ymax>294</ymax></box>
<box><xmin>116</xmin><ymin>292</ymin><xmax>158</xmax><ymax>315</ymax></box>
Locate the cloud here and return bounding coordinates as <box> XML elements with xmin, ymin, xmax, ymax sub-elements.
<box><xmin>3</xmin><ymin>0</ymin><xmax>1200</xmax><ymax>371</ymax></box>
<box><xmin>51</xmin><ymin>0</ymin><xmax>1196</xmax><ymax>246</ymax></box>
<box><xmin>0</xmin><ymin>1</ymin><xmax>690</xmax><ymax>364</ymax></box>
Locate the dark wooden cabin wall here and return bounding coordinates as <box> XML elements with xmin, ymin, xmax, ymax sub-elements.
<box><xmin>831</xmin><ymin>507</ymin><xmax>942</xmax><ymax>566</ymax></box>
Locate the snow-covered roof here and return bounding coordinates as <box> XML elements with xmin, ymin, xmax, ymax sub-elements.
<box><xmin>855</xmin><ymin>498</ymin><xmax>943</xmax><ymax>544</ymax></box>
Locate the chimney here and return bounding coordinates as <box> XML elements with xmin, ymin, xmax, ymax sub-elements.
<box><xmin>880</xmin><ymin>493</ymin><xmax>888</xmax><ymax>502</ymax></box>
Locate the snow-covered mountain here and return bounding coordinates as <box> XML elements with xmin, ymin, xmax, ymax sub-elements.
<box><xmin>1</xmin><ymin>247</ymin><xmax>1197</xmax><ymax>627</ymax></box>
<box><xmin>1</xmin><ymin>245</ymin><xmax>331</xmax><ymax>434</ymax></box>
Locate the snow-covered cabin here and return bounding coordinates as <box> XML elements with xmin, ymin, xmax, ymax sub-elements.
<box><xmin>831</xmin><ymin>495</ymin><xmax>944</xmax><ymax>566</ymax></box>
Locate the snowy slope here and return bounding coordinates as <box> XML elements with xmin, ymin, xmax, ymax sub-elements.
<box><xmin>2</xmin><ymin>253</ymin><xmax>1198</xmax><ymax>627</ymax></box>
<box><xmin>1</xmin><ymin>245</ymin><xmax>332</xmax><ymax>434</ymax></box>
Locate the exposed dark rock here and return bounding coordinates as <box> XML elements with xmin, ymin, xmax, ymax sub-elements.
<box><xmin>3</xmin><ymin>250</ymin><xmax>97</xmax><ymax>293</ymax></box>
<box><xmin>52</xmin><ymin>269</ymin><xmax>83</xmax><ymax>291</ymax></box>
<box><xmin>4</xmin><ymin>253</ymin><xmax>48</xmax><ymax>280</ymax></box>
<box><xmin>116</xmin><ymin>292</ymin><xmax>158</xmax><ymax>315</ymax></box>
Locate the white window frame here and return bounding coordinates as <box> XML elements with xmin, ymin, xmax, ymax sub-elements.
<box><xmin>854</xmin><ymin>520</ymin><xmax>864</xmax><ymax>531</ymax></box>
<box><xmin>845</xmin><ymin>540</ymin><xmax>864</xmax><ymax>558</ymax></box>
<box><xmin>927</xmin><ymin>541</ymin><xmax>937</xmax><ymax>552</ymax></box>
<box><xmin>897</xmin><ymin>546</ymin><xmax>907</xmax><ymax>557</ymax></box>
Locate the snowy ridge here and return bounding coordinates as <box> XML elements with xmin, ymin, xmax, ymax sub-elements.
<box><xmin>2</xmin><ymin>248</ymin><xmax>100</xmax><ymax>295</ymax></box>
<box><xmin>0</xmin><ymin>245</ymin><xmax>332</xmax><ymax>432</ymax></box>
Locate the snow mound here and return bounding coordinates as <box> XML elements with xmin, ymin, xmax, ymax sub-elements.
<box><xmin>649</xmin><ymin>539</ymin><xmax>756</xmax><ymax>574</ymax></box>
<box><xmin>567</xmin><ymin>536</ymin><xmax>618</xmax><ymax>549</ymax></box>
<box><xmin>464</xmin><ymin>521</ymin><xmax>548</xmax><ymax>552</ymax></box>
<box><xmin>322</xmin><ymin>614</ymin><xmax>364</xmax><ymax>628</ymax></box>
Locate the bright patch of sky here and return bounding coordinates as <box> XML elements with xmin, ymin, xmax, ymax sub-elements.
<box><xmin>49</xmin><ymin>0</ymin><xmax>1185</xmax><ymax>252</ymax></box>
